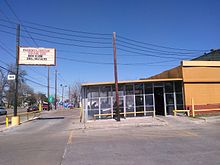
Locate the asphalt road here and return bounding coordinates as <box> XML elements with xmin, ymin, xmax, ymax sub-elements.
<box><xmin>0</xmin><ymin>110</ymin><xmax>79</xmax><ymax>165</ymax></box>
<box><xmin>0</xmin><ymin>110</ymin><xmax>220</xmax><ymax>165</ymax></box>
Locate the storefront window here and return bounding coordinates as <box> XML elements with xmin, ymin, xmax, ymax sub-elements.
<box><xmin>135</xmin><ymin>83</ymin><xmax>143</xmax><ymax>95</ymax></box>
<box><xmin>175</xmin><ymin>81</ymin><xmax>182</xmax><ymax>93</ymax></box>
<box><xmin>100</xmin><ymin>86</ymin><xmax>112</xmax><ymax>97</ymax></box>
<box><xmin>144</xmin><ymin>83</ymin><xmax>153</xmax><ymax>94</ymax></box>
<box><xmin>166</xmin><ymin>93</ymin><xmax>174</xmax><ymax>105</ymax></box>
<box><xmin>125</xmin><ymin>84</ymin><xmax>134</xmax><ymax>95</ymax></box>
<box><xmin>88</xmin><ymin>86</ymin><xmax>99</xmax><ymax>98</ymax></box>
<box><xmin>145</xmin><ymin>95</ymin><xmax>153</xmax><ymax>106</ymax></box>
<box><xmin>165</xmin><ymin>82</ymin><xmax>174</xmax><ymax>93</ymax></box>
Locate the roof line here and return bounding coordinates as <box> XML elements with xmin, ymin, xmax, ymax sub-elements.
<box><xmin>81</xmin><ymin>78</ymin><xmax>183</xmax><ymax>86</ymax></box>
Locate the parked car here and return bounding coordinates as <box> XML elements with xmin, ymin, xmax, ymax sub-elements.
<box><xmin>27</xmin><ymin>105</ymin><xmax>39</xmax><ymax>112</ymax></box>
<box><xmin>0</xmin><ymin>107</ymin><xmax>7</xmax><ymax>115</ymax></box>
<box><xmin>42</xmin><ymin>103</ymin><xmax>52</xmax><ymax>111</ymax></box>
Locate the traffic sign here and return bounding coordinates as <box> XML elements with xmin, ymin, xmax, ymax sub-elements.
<box><xmin>48</xmin><ymin>96</ymin><xmax>54</xmax><ymax>103</ymax></box>
<box><xmin>7</xmin><ymin>75</ymin><xmax>16</xmax><ymax>80</ymax></box>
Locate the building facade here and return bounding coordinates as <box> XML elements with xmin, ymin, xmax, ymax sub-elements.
<box><xmin>81</xmin><ymin>51</ymin><xmax>220</xmax><ymax>121</ymax></box>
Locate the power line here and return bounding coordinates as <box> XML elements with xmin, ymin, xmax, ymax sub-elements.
<box><xmin>117</xmin><ymin>35</ymin><xmax>209</xmax><ymax>52</ymax></box>
<box><xmin>0</xmin><ymin>18</ymin><xmax>209</xmax><ymax>53</ymax></box>
<box><xmin>0</xmin><ymin>28</ymin><xmax>195</xmax><ymax>60</ymax></box>
<box><xmin>0</xmin><ymin>43</ymin><xmax>15</xmax><ymax>58</ymax></box>
<box><xmin>117</xmin><ymin>47</ymin><xmax>190</xmax><ymax>60</ymax></box>
<box><xmin>0</xmin><ymin>64</ymin><xmax>53</xmax><ymax>88</ymax></box>
<box><xmin>117</xmin><ymin>39</ymin><xmax>198</xmax><ymax>55</ymax></box>
<box><xmin>26</xmin><ymin>29</ymin><xmax>112</xmax><ymax>44</ymax></box>
<box><xmin>0</xmin><ymin>18</ymin><xmax>111</xmax><ymax>40</ymax></box>
<box><xmin>18</xmin><ymin>19</ymin><xmax>112</xmax><ymax>36</ymax></box>
<box><xmin>4</xmin><ymin>0</ymin><xmax>39</xmax><ymax>46</ymax></box>
<box><xmin>0</xmin><ymin>23</ymin><xmax>112</xmax><ymax>44</ymax></box>
<box><xmin>57</xmin><ymin>49</ymin><xmax>112</xmax><ymax>56</ymax></box>
<box><xmin>0</xmin><ymin>39</ymin><xmax>48</xmax><ymax>79</ymax></box>
<box><xmin>57</xmin><ymin>56</ymin><xmax>180</xmax><ymax>66</ymax></box>
<box><xmin>0</xmin><ymin>28</ymin><xmax>112</xmax><ymax>49</ymax></box>
<box><xmin>58</xmin><ymin>73</ymin><xmax>68</xmax><ymax>85</ymax></box>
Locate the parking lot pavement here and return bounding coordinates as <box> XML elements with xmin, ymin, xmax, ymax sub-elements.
<box><xmin>61</xmin><ymin>116</ymin><xmax>220</xmax><ymax>165</ymax></box>
<box><xmin>1</xmin><ymin>111</ymin><xmax>220</xmax><ymax>165</ymax></box>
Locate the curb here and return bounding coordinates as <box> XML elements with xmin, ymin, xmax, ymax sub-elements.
<box><xmin>83</xmin><ymin>117</ymin><xmax>167</xmax><ymax>129</ymax></box>
<box><xmin>0</xmin><ymin>116</ymin><xmax>40</xmax><ymax>132</ymax></box>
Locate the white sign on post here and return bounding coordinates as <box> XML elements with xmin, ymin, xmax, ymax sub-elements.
<box><xmin>19</xmin><ymin>47</ymin><xmax>56</xmax><ymax>66</ymax></box>
<box><xmin>7</xmin><ymin>75</ymin><xmax>16</xmax><ymax>80</ymax></box>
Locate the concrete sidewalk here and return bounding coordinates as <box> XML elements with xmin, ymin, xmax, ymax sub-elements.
<box><xmin>82</xmin><ymin>116</ymin><xmax>167</xmax><ymax>129</ymax></box>
<box><xmin>198</xmin><ymin>115</ymin><xmax>220</xmax><ymax>123</ymax></box>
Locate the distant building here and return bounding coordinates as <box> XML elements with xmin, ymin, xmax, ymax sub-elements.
<box><xmin>81</xmin><ymin>49</ymin><xmax>220</xmax><ymax>120</ymax></box>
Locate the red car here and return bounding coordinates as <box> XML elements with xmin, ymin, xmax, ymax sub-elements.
<box><xmin>27</xmin><ymin>105</ymin><xmax>39</xmax><ymax>112</ymax></box>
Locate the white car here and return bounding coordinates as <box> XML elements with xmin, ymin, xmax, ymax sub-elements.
<box><xmin>0</xmin><ymin>107</ymin><xmax>7</xmax><ymax>115</ymax></box>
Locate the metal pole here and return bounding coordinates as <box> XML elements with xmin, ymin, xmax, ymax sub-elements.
<box><xmin>14</xmin><ymin>24</ymin><xmax>20</xmax><ymax>116</ymax></box>
<box><xmin>69</xmin><ymin>86</ymin><xmax>70</xmax><ymax>101</ymax></box>
<box><xmin>62</xmin><ymin>85</ymin><xmax>64</xmax><ymax>102</ymax></box>
<box><xmin>55</xmin><ymin>69</ymin><xmax>57</xmax><ymax>110</ymax></box>
<box><xmin>47</xmin><ymin>66</ymin><xmax>50</xmax><ymax>111</ymax></box>
<box><xmin>113</xmin><ymin>32</ymin><xmax>120</xmax><ymax>121</ymax></box>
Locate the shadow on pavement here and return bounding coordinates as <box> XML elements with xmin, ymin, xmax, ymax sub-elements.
<box><xmin>37</xmin><ymin>117</ymin><xmax>65</xmax><ymax>120</ymax></box>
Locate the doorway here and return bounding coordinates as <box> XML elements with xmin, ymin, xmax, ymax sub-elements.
<box><xmin>154</xmin><ymin>87</ymin><xmax>165</xmax><ymax>115</ymax></box>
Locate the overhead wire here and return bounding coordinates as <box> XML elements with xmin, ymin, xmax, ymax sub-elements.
<box><xmin>4</xmin><ymin>0</ymin><xmax>39</xmax><ymax>46</ymax></box>
<box><xmin>0</xmin><ymin>26</ymin><xmax>112</xmax><ymax>49</ymax></box>
<box><xmin>2</xmin><ymin>1</ymin><xmax>53</xmax><ymax>90</ymax></box>
<box><xmin>0</xmin><ymin>22</ymin><xmax>111</xmax><ymax>44</ymax></box>
<box><xmin>0</xmin><ymin>39</ymin><xmax>48</xmax><ymax>79</ymax></box>
<box><xmin>117</xmin><ymin>35</ymin><xmax>209</xmax><ymax>52</ymax></box>
<box><xmin>117</xmin><ymin>39</ymin><xmax>198</xmax><ymax>55</ymax></box>
<box><xmin>0</xmin><ymin>64</ymin><xmax>53</xmax><ymax>88</ymax></box>
<box><xmin>117</xmin><ymin>47</ymin><xmax>190</xmax><ymax>60</ymax></box>
<box><xmin>0</xmin><ymin>27</ymin><xmax>194</xmax><ymax>60</ymax></box>
<box><xmin>17</xmin><ymin>18</ymin><xmax>112</xmax><ymax>36</ymax></box>
<box><xmin>0</xmin><ymin>16</ymin><xmax>204</xmax><ymax>66</ymax></box>
<box><xmin>0</xmin><ymin>18</ymin><xmax>111</xmax><ymax>40</ymax></box>
<box><xmin>57</xmin><ymin>56</ymin><xmax>179</xmax><ymax>66</ymax></box>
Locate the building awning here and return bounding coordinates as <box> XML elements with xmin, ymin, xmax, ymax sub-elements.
<box><xmin>81</xmin><ymin>78</ymin><xmax>183</xmax><ymax>87</ymax></box>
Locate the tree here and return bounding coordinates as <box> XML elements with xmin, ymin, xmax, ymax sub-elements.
<box><xmin>0</xmin><ymin>69</ymin><xmax>8</xmax><ymax>105</ymax></box>
<box><xmin>70</xmin><ymin>82</ymin><xmax>81</xmax><ymax>108</ymax></box>
<box><xmin>5</xmin><ymin>64</ymin><xmax>27</xmax><ymax>107</ymax></box>
<box><xmin>19</xmin><ymin>83</ymin><xmax>36</xmax><ymax>106</ymax></box>
<box><xmin>36</xmin><ymin>92</ymin><xmax>48</xmax><ymax>102</ymax></box>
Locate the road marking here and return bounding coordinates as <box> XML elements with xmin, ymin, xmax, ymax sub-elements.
<box><xmin>67</xmin><ymin>130</ymin><xmax>73</xmax><ymax>144</ymax></box>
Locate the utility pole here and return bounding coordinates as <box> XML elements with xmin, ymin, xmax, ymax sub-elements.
<box><xmin>47</xmin><ymin>66</ymin><xmax>50</xmax><ymax>110</ymax></box>
<box><xmin>113</xmin><ymin>32</ymin><xmax>120</xmax><ymax>122</ymax></box>
<box><xmin>14</xmin><ymin>24</ymin><xmax>20</xmax><ymax>117</ymax></box>
<box><xmin>61</xmin><ymin>84</ymin><xmax>64</xmax><ymax>102</ymax></box>
<box><xmin>55</xmin><ymin>69</ymin><xmax>57</xmax><ymax>110</ymax></box>
<box><xmin>69</xmin><ymin>86</ymin><xmax>70</xmax><ymax>102</ymax></box>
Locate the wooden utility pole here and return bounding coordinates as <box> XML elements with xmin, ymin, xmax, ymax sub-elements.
<box><xmin>47</xmin><ymin>66</ymin><xmax>50</xmax><ymax>110</ymax></box>
<box><xmin>13</xmin><ymin>24</ymin><xmax>20</xmax><ymax>116</ymax></box>
<box><xmin>55</xmin><ymin>69</ymin><xmax>57</xmax><ymax>110</ymax></box>
<box><xmin>113</xmin><ymin>32</ymin><xmax>120</xmax><ymax>121</ymax></box>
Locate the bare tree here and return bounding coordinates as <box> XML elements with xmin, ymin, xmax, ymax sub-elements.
<box><xmin>0</xmin><ymin>69</ymin><xmax>8</xmax><ymax>105</ymax></box>
<box><xmin>19</xmin><ymin>83</ymin><xmax>36</xmax><ymax>106</ymax></box>
<box><xmin>5</xmin><ymin>64</ymin><xmax>27</xmax><ymax>107</ymax></box>
<box><xmin>70</xmin><ymin>82</ymin><xmax>81</xmax><ymax>108</ymax></box>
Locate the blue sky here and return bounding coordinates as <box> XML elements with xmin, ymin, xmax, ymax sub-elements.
<box><xmin>0</xmin><ymin>0</ymin><xmax>220</xmax><ymax>98</ymax></box>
